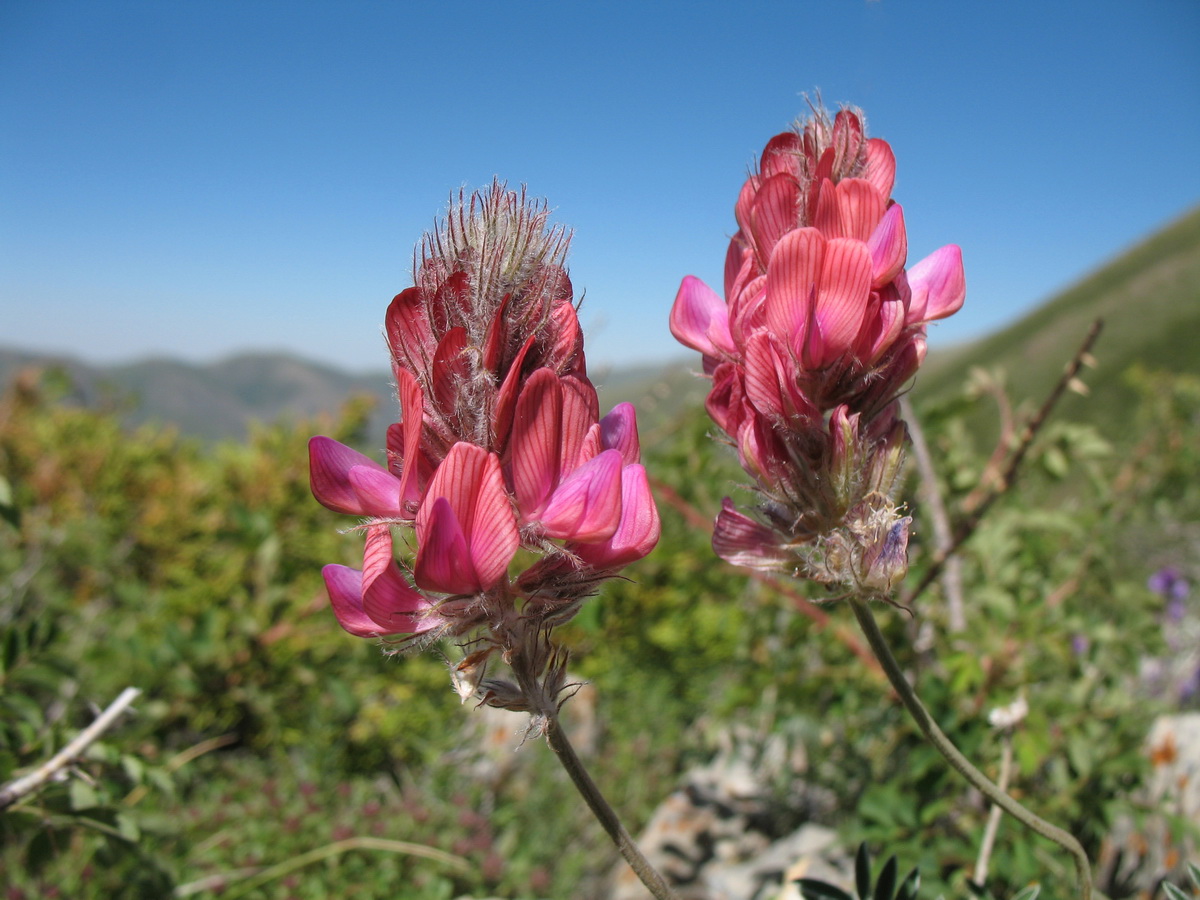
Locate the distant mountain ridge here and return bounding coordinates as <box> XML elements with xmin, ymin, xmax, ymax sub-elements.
<box><xmin>0</xmin><ymin>345</ymin><xmax>705</xmax><ymax>443</ymax></box>
<box><xmin>0</xmin><ymin>347</ymin><xmax>397</xmax><ymax>441</ymax></box>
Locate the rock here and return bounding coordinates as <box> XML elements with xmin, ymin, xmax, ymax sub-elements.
<box><xmin>1097</xmin><ymin>712</ymin><xmax>1200</xmax><ymax>891</ymax></box>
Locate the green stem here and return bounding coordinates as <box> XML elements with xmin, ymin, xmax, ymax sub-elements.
<box><xmin>542</xmin><ymin>708</ymin><xmax>682</xmax><ymax>900</ymax></box>
<box><xmin>848</xmin><ymin>597</ymin><xmax>1093</xmax><ymax>899</ymax></box>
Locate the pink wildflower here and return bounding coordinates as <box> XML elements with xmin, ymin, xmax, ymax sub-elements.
<box><xmin>310</xmin><ymin>181</ymin><xmax>659</xmax><ymax>712</ymax></box>
<box><xmin>671</xmin><ymin>105</ymin><xmax>964</xmax><ymax>597</ymax></box>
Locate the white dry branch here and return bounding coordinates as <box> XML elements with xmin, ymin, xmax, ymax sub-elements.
<box><xmin>0</xmin><ymin>686</ymin><xmax>141</xmax><ymax>810</ymax></box>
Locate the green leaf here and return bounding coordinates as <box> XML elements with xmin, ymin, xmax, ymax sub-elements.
<box><xmin>1009</xmin><ymin>886</ymin><xmax>1040</xmax><ymax>900</ymax></box>
<box><xmin>69</xmin><ymin>779</ymin><xmax>101</xmax><ymax>810</ymax></box>
<box><xmin>115</xmin><ymin>812</ymin><xmax>141</xmax><ymax>842</ymax></box>
<box><xmin>896</xmin><ymin>868</ymin><xmax>921</xmax><ymax>900</ymax></box>
<box><xmin>1189</xmin><ymin>862</ymin><xmax>1200</xmax><ymax>887</ymax></box>
<box><xmin>797</xmin><ymin>880</ymin><xmax>856</xmax><ymax>900</ymax></box>
<box><xmin>856</xmin><ymin>843</ymin><xmax>873</xmax><ymax>899</ymax></box>
<box><xmin>1161</xmin><ymin>884</ymin><xmax>1190</xmax><ymax>900</ymax></box>
<box><xmin>874</xmin><ymin>855</ymin><xmax>897</xmax><ymax>900</ymax></box>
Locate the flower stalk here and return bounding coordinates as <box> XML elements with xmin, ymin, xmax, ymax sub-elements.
<box><xmin>848</xmin><ymin>596</ymin><xmax>1093</xmax><ymax>899</ymax></box>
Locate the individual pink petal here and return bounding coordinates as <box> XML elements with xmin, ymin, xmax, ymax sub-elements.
<box><xmin>428</xmin><ymin>269</ymin><xmax>470</xmax><ymax>335</ymax></box>
<box><xmin>867</xmin><ymin>203</ymin><xmax>907</xmax><ymax>288</ymax></box>
<box><xmin>759</xmin><ymin>130</ymin><xmax>802</xmax><ymax>180</ymax></box>
<box><xmin>393</xmin><ymin>367</ymin><xmax>426</xmax><ymax>514</ymax></box>
<box><xmin>711</xmin><ymin>499</ymin><xmax>791</xmax><ymax>569</ymax></box>
<box><xmin>545</xmin><ymin>297</ymin><xmax>585</xmax><ymax>374</ymax></box>
<box><xmin>574</xmin><ymin>464</ymin><xmax>660</xmax><ymax>568</ymax></box>
<box><xmin>854</xmin><ymin>283</ymin><xmax>908</xmax><ymax>364</ymax></box>
<box><xmin>461</xmin><ymin>450</ymin><xmax>520</xmax><ymax>589</ymax></box>
<box><xmin>834</xmin><ymin>179</ymin><xmax>885</xmax><ymax>243</ymax></box>
<box><xmin>346</xmin><ymin>466</ymin><xmax>405</xmax><ymax>516</ymax></box>
<box><xmin>743</xmin><ymin>330</ymin><xmax>816</xmax><ymax>422</ymax></box>
<box><xmin>481</xmin><ymin>291</ymin><xmax>513</xmax><ymax>375</ymax></box>
<box><xmin>749</xmin><ymin>172</ymin><xmax>801</xmax><ymax>262</ymax></box>
<box><xmin>906</xmin><ymin>244</ymin><xmax>965</xmax><ymax>323</ymax></box>
<box><xmin>431</xmin><ymin>327</ymin><xmax>470</xmax><ymax>412</ymax></box>
<box><xmin>414</xmin><ymin>497</ymin><xmax>474</xmax><ymax>594</ymax></box>
<box><xmin>492</xmin><ymin>335</ymin><xmax>536</xmax><ymax>452</ymax></box>
<box><xmin>670</xmin><ymin>276</ymin><xmax>733</xmax><ymax>357</ymax></box>
<box><xmin>831</xmin><ymin>109</ymin><xmax>866</xmax><ymax>174</ymax></box>
<box><xmin>734</xmin><ymin>174</ymin><xmax>762</xmax><ymax>245</ymax></box>
<box><xmin>322</xmin><ymin>565</ymin><xmax>382</xmax><ymax>637</ymax></box>
<box><xmin>309</xmin><ymin>436</ymin><xmax>402</xmax><ymax>516</ymax></box>
<box><xmin>415</xmin><ymin>443</ymin><xmax>518</xmax><ymax>594</ymax></box>
<box><xmin>811</xmin><ymin>177</ymin><xmax>841</xmax><ymax>239</ymax></box>
<box><xmin>704</xmin><ymin>361</ymin><xmax>742</xmax><ymax>435</ymax></box>
<box><xmin>599</xmin><ymin>402</ymin><xmax>640</xmax><ymax>465</ymax></box>
<box><xmin>385</xmin><ymin>287</ymin><xmax>434</xmax><ymax>376</ymax></box>
<box><xmin>539</xmin><ymin>449</ymin><xmax>623</xmax><ymax>542</ymax></box>
<box><xmin>510</xmin><ymin>369</ymin><xmax>563</xmax><ymax>518</ymax></box>
<box><xmin>862</xmin><ymin>138</ymin><xmax>896</xmax><ymax>201</ymax></box>
<box><xmin>360</xmin><ymin>525</ymin><xmax>433</xmax><ymax>633</ymax></box>
<box><xmin>559</xmin><ymin>374</ymin><xmax>600</xmax><ymax>471</ymax></box>
<box><xmin>764</xmin><ymin>227</ymin><xmax>825</xmax><ymax>356</ymax></box>
<box><xmin>809</xmin><ymin>237</ymin><xmax>873</xmax><ymax>367</ymax></box>
<box><xmin>724</xmin><ymin>238</ymin><xmax>754</xmax><ymax>306</ymax></box>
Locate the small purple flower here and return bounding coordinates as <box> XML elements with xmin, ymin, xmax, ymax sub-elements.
<box><xmin>1180</xmin><ymin>664</ymin><xmax>1200</xmax><ymax>704</ymax></box>
<box><xmin>1071</xmin><ymin>633</ymin><xmax>1090</xmax><ymax>657</ymax></box>
<box><xmin>1149</xmin><ymin>566</ymin><xmax>1190</xmax><ymax>604</ymax></box>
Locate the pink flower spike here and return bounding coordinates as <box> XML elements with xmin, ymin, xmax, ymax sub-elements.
<box><xmin>575</xmin><ymin>463</ymin><xmax>660</xmax><ymax>568</ymax></box>
<box><xmin>309</xmin><ymin>436</ymin><xmax>404</xmax><ymax>517</ymax></box>
<box><xmin>867</xmin><ymin>203</ymin><xmax>907</xmax><ymax>288</ymax></box>
<box><xmin>599</xmin><ymin>402</ymin><xmax>641</xmax><ymax>465</ymax></box>
<box><xmin>414</xmin><ymin>442</ymin><xmax>518</xmax><ymax>594</ymax></box>
<box><xmin>670</xmin><ymin>276</ymin><xmax>733</xmax><ymax>357</ymax></box>
<box><xmin>539</xmin><ymin>448</ymin><xmax>623</xmax><ymax>542</ymax></box>
<box><xmin>906</xmin><ymin>244</ymin><xmax>965</xmax><ymax>323</ymax></box>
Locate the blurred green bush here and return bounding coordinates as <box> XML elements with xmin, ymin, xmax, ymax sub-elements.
<box><xmin>0</xmin><ymin>362</ymin><xmax>1196</xmax><ymax>898</ymax></box>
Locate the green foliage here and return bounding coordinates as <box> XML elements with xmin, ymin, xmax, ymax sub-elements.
<box><xmin>2</xmin><ymin>354</ymin><xmax>1198</xmax><ymax>898</ymax></box>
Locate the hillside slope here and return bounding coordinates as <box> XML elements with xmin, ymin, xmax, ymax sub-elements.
<box><xmin>914</xmin><ymin>205</ymin><xmax>1200</xmax><ymax>441</ymax></box>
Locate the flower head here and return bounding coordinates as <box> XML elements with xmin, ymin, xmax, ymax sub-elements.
<box><xmin>672</xmin><ymin>105</ymin><xmax>964</xmax><ymax>597</ymax></box>
<box><xmin>310</xmin><ymin>181</ymin><xmax>659</xmax><ymax>710</ymax></box>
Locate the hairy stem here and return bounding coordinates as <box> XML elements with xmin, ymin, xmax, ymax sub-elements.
<box><xmin>848</xmin><ymin>597</ymin><xmax>1092</xmax><ymax>899</ymax></box>
<box><xmin>542</xmin><ymin>708</ymin><xmax>681</xmax><ymax>900</ymax></box>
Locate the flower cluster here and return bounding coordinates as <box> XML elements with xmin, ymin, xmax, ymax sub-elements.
<box><xmin>670</xmin><ymin>106</ymin><xmax>965</xmax><ymax>596</ymax></box>
<box><xmin>309</xmin><ymin>182</ymin><xmax>660</xmax><ymax>707</ymax></box>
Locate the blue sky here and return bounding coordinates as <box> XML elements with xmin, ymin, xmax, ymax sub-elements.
<box><xmin>2</xmin><ymin>1</ymin><xmax>1198</xmax><ymax>375</ymax></box>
